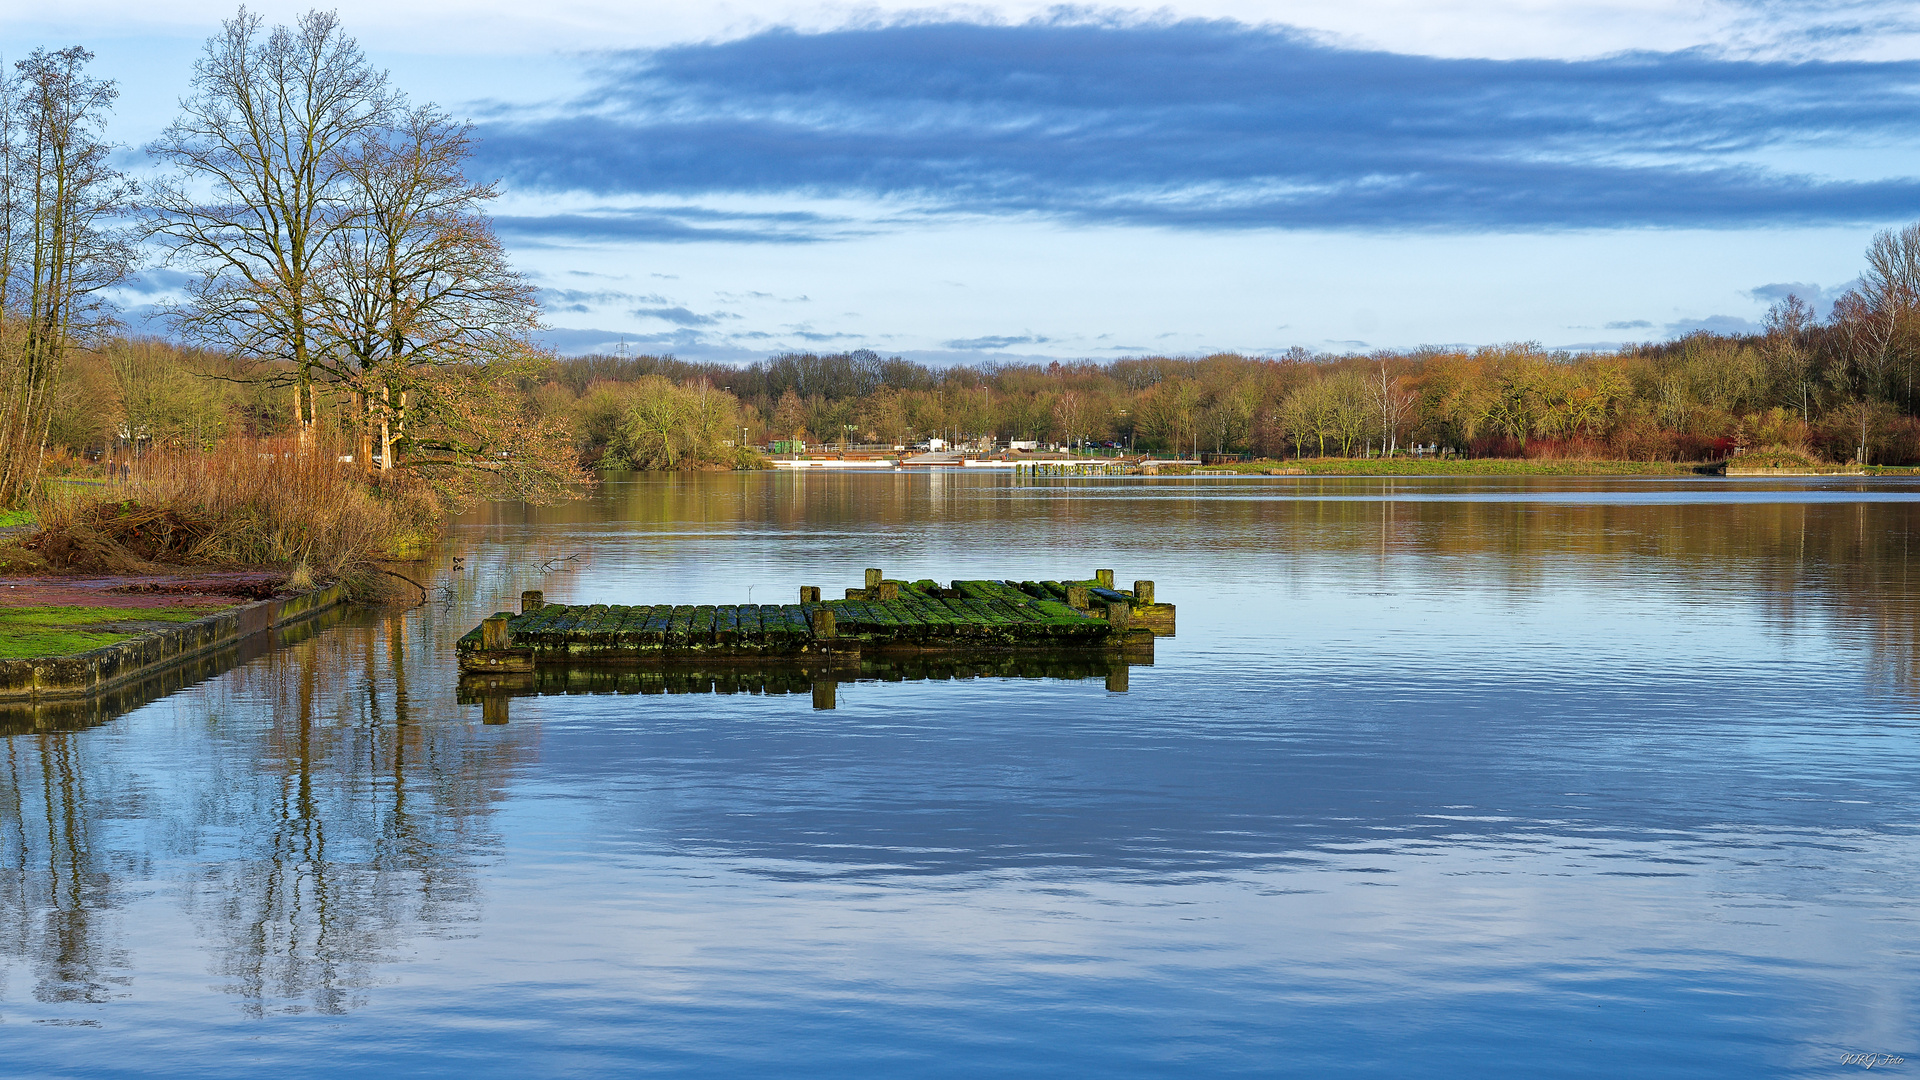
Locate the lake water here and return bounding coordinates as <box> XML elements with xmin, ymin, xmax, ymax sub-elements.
<box><xmin>3</xmin><ymin>472</ymin><xmax>1917</xmax><ymax>1078</ymax></box>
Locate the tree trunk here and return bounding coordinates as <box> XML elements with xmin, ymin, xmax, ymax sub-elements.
<box><xmin>357</xmin><ymin>388</ymin><xmax>373</xmax><ymax>473</ymax></box>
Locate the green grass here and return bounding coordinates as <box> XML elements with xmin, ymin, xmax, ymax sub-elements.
<box><xmin>0</xmin><ymin>508</ymin><xmax>32</xmax><ymax>528</ymax></box>
<box><xmin>1173</xmin><ymin>458</ymin><xmax>1704</xmax><ymax>477</ymax></box>
<box><xmin>0</xmin><ymin>627</ymin><xmax>138</xmax><ymax>658</ymax></box>
<box><xmin>0</xmin><ymin>604</ymin><xmax>232</xmax><ymax>659</ymax></box>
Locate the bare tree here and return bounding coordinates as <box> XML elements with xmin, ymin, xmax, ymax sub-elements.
<box><xmin>1862</xmin><ymin>223</ymin><xmax>1920</xmax><ymax>411</ymax></box>
<box><xmin>1763</xmin><ymin>293</ymin><xmax>1815</xmax><ymax>419</ymax></box>
<box><xmin>1281</xmin><ymin>375</ymin><xmax>1340</xmax><ymax>457</ymax></box>
<box><xmin>1374</xmin><ymin>356</ymin><xmax>1414</xmax><ymax>456</ymax></box>
<box><xmin>314</xmin><ymin>105</ymin><xmax>538</xmax><ymax>471</ymax></box>
<box><xmin>1326</xmin><ymin>368</ymin><xmax>1376</xmax><ymax>456</ymax></box>
<box><xmin>145</xmin><ymin>8</ymin><xmax>394</xmax><ymax>443</ymax></box>
<box><xmin>0</xmin><ymin>47</ymin><xmax>137</xmax><ymax>506</ymax></box>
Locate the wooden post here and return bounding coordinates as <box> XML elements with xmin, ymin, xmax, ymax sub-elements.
<box><xmin>1095</xmin><ymin>569</ymin><xmax>1115</xmax><ymax>588</ymax></box>
<box><xmin>874</xmin><ymin>581</ymin><xmax>899</xmax><ymax>601</ymax></box>
<box><xmin>1105</xmin><ymin>667</ymin><xmax>1129</xmax><ymax>693</ymax></box>
<box><xmin>845</xmin><ymin>588</ymin><xmax>868</xmax><ymax>600</ymax></box>
<box><xmin>812</xmin><ymin>679</ymin><xmax>838</xmax><ymax>710</ymax></box>
<box><xmin>1067</xmin><ymin>585</ymin><xmax>1090</xmax><ymax>610</ymax></box>
<box><xmin>809</xmin><ymin>607</ymin><xmax>837</xmax><ymax>639</ymax></box>
<box><xmin>865</xmin><ymin>568</ymin><xmax>883</xmax><ymax>589</ymax></box>
<box><xmin>800</xmin><ymin>586</ymin><xmax>821</xmax><ymax>602</ymax></box>
<box><xmin>521</xmin><ymin>590</ymin><xmax>545</xmax><ymax>613</ymax></box>
<box><xmin>482</xmin><ymin>696</ymin><xmax>510</xmax><ymax>724</ymax></box>
<box><xmin>1133</xmin><ymin>580</ymin><xmax>1154</xmax><ymax>605</ymax></box>
<box><xmin>1105</xmin><ymin>600</ymin><xmax>1131</xmax><ymax>631</ymax></box>
<box><xmin>481</xmin><ymin>615</ymin><xmax>512</xmax><ymax>650</ymax></box>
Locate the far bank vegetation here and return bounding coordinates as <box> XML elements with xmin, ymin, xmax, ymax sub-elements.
<box><xmin>531</xmin><ymin>218</ymin><xmax>1920</xmax><ymax>469</ymax></box>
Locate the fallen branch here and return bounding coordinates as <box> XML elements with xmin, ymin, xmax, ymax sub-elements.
<box><xmin>379</xmin><ymin>567</ymin><xmax>429</xmax><ymax>607</ymax></box>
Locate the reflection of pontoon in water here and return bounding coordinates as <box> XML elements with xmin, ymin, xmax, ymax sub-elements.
<box><xmin>459</xmin><ymin>650</ymin><xmax>1148</xmax><ymax>715</ymax></box>
<box><xmin>456</xmin><ymin>570</ymin><xmax>1175</xmax><ymax>712</ymax></box>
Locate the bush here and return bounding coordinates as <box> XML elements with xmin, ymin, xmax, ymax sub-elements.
<box><xmin>24</xmin><ymin>436</ymin><xmax>444</xmax><ymax>589</ymax></box>
<box><xmin>1732</xmin><ymin>444</ymin><xmax>1829</xmax><ymax>470</ymax></box>
<box><xmin>606</xmin><ymin>376</ymin><xmax>753</xmax><ymax>470</ymax></box>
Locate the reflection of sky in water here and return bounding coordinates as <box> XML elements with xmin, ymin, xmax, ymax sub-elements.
<box><xmin>2</xmin><ymin>474</ymin><xmax>1917</xmax><ymax>1077</ymax></box>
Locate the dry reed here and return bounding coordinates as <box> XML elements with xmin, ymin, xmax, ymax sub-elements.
<box><xmin>26</xmin><ymin>435</ymin><xmax>444</xmax><ymax>590</ymax></box>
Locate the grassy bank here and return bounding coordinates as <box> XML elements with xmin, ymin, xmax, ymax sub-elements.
<box><xmin>1170</xmin><ymin>457</ymin><xmax>1706</xmax><ymax>476</ymax></box>
<box><xmin>0</xmin><ymin>604</ymin><xmax>232</xmax><ymax>659</ymax></box>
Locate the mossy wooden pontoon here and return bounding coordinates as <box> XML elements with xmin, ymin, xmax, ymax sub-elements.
<box><xmin>456</xmin><ymin>569</ymin><xmax>1173</xmax><ymax>675</ymax></box>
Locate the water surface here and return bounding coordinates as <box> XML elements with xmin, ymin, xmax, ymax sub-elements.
<box><xmin>3</xmin><ymin>473</ymin><xmax>1916</xmax><ymax>1078</ymax></box>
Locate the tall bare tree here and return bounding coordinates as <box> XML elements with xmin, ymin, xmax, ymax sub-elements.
<box><xmin>1052</xmin><ymin>389</ymin><xmax>1089</xmax><ymax>449</ymax></box>
<box><xmin>145</xmin><ymin>8</ymin><xmax>394</xmax><ymax>442</ymax></box>
<box><xmin>1763</xmin><ymin>293</ymin><xmax>1815</xmax><ymax>419</ymax></box>
<box><xmin>0</xmin><ymin>47</ymin><xmax>137</xmax><ymax>506</ymax></box>
<box><xmin>314</xmin><ymin>104</ymin><xmax>538</xmax><ymax>471</ymax></box>
<box><xmin>1374</xmin><ymin>357</ymin><xmax>1414</xmax><ymax>456</ymax></box>
<box><xmin>1862</xmin><ymin>223</ymin><xmax>1920</xmax><ymax>411</ymax></box>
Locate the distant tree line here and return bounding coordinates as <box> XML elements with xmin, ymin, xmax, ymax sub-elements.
<box><xmin>527</xmin><ymin>224</ymin><xmax>1920</xmax><ymax>466</ymax></box>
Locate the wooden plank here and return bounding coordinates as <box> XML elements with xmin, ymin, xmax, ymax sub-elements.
<box><xmin>779</xmin><ymin>604</ymin><xmax>809</xmax><ymax>635</ymax></box>
<box><xmin>614</xmin><ymin>605</ymin><xmax>652</xmax><ymax>647</ymax></box>
<box><xmin>880</xmin><ymin>600</ymin><xmax>921</xmax><ymax>627</ymax></box>
<box><xmin>634</xmin><ymin>604</ymin><xmax>669</xmax><ymax>646</ymax></box>
<box><xmin>667</xmin><ymin>605</ymin><xmax>696</xmax><ymax>645</ymax></box>
<box><xmin>953</xmin><ymin>580</ymin><xmax>998</xmax><ymax>602</ymax></box>
<box><xmin>906</xmin><ymin>598</ymin><xmax>955</xmax><ymax>628</ymax></box>
<box><xmin>986</xmin><ymin>598</ymin><xmax>1044</xmax><ymax>624</ymax></box>
<box><xmin>960</xmin><ymin>599</ymin><xmax>1006</xmax><ymax>625</ymax></box>
<box><xmin>547</xmin><ymin>605</ymin><xmax>589</xmax><ymax>635</ymax></box>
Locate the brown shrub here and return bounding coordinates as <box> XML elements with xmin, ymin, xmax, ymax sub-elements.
<box><xmin>1520</xmin><ymin>438</ymin><xmax>1613</xmax><ymax>460</ymax></box>
<box><xmin>25</xmin><ymin>501</ymin><xmax>213</xmax><ymax>572</ymax></box>
<box><xmin>25</xmin><ymin>436</ymin><xmax>446</xmax><ymax>589</ymax></box>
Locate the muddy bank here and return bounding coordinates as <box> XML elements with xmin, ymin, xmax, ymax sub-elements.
<box><xmin>2</xmin><ymin>570</ymin><xmax>289</xmax><ymax>610</ymax></box>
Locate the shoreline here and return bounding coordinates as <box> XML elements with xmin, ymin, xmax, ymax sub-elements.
<box><xmin>1104</xmin><ymin>458</ymin><xmax>1706</xmax><ymax>477</ymax></box>
<box><xmin>1154</xmin><ymin>458</ymin><xmax>1904</xmax><ymax>477</ymax></box>
<box><xmin>0</xmin><ymin>579</ymin><xmax>348</xmax><ymax>703</ymax></box>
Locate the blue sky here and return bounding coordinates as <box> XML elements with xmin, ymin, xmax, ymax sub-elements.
<box><xmin>9</xmin><ymin>1</ymin><xmax>1920</xmax><ymax>361</ymax></box>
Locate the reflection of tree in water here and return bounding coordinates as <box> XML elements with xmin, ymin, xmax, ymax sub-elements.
<box><xmin>0</xmin><ymin>733</ymin><xmax>138</xmax><ymax>1007</ymax></box>
<box><xmin>186</xmin><ymin>612</ymin><xmax>538</xmax><ymax>1016</ymax></box>
<box><xmin>0</xmin><ymin>611</ymin><xmax>538</xmax><ymax>1018</ymax></box>
<box><xmin>1227</xmin><ymin>490</ymin><xmax>1920</xmax><ymax>702</ymax></box>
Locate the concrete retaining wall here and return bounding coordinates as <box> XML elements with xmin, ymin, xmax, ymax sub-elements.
<box><xmin>0</xmin><ymin>581</ymin><xmax>348</xmax><ymax>703</ymax></box>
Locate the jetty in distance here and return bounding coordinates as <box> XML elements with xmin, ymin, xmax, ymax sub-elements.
<box><xmin>457</xmin><ymin>570</ymin><xmax>1174</xmax><ymax>675</ymax></box>
<box><xmin>769</xmin><ymin>449</ymin><xmax>1201</xmax><ymax>472</ymax></box>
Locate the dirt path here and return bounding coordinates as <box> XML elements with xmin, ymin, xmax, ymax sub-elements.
<box><xmin>1</xmin><ymin>571</ymin><xmax>289</xmax><ymax>610</ymax></box>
